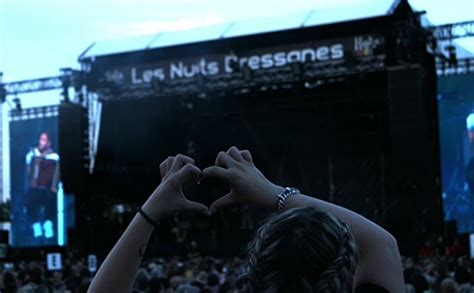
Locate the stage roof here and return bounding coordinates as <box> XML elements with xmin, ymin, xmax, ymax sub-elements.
<box><xmin>79</xmin><ymin>0</ymin><xmax>398</xmax><ymax>61</ymax></box>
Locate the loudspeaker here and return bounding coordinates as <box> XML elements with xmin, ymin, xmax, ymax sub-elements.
<box><xmin>59</xmin><ymin>103</ymin><xmax>88</xmax><ymax>194</ymax></box>
<box><xmin>385</xmin><ymin>64</ymin><xmax>443</xmax><ymax>234</ymax></box>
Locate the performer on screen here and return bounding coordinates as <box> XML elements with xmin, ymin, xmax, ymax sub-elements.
<box><xmin>465</xmin><ymin>114</ymin><xmax>474</xmax><ymax>211</ymax></box>
<box><xmin>25</xmin><ymin>132</ymin><xmax>60</xmax><ymax>244</ymax></box>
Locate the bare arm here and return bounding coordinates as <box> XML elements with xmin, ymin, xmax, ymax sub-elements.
<box><xmin>88</xmin><ymin>214</ymin><xmax>154</xmax><ymax>293</ymax></box>
<box><xmin>204</xmin><ymin>146</ymin><xmax>404</xmax><ymax>293</ymax></box>
<box><xmin>88</xmin><ymin>155</ymin><xmax>209</xmax><ymax>293</ymax></box>
<box><xmin>284</xmin><ymin>194</ymin><xmax>404</xmax><ymax>293</ymax></box>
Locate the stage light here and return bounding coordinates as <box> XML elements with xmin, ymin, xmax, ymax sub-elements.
<box><xmin>441</xmin><ymin>60</ymin><xmax>446</xmax><ymax>74</ymax></box>
<box><xmin>291</xmin><ymin>62</ymin><xmax>302</xmax><ymax>77</ymax></box>
<box><xmin>0</xmin><ymin>87</ymin><xmax>5</xmax><ymax>104</ymax></box>
<box><xmin>0</xmin><ymin>72</ymin><xmax>5</xmax><ymax>104</ymax></box>
<box><xmin>445</xmin><ymin>45</ymin><xmax>457</xmax><ymax>68</ymax></box>
<box><xmin>242</xmin><ymin>65</ymin><xmax>253</xmax><ymax>80</ymax></box>
<box><xmin>13</xmin><ymin>96</ymin><xmax>22</xmax><ymax>112</ymax></box>
<box><xmin>60</xmin><ymin>67</ymin><xmax>73</xmax><ymax>103</ymax></box>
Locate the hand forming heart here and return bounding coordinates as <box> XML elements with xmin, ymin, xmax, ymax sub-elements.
<box><xmin>141</xmin><ymin>146</ymin><xmax>285</xmax><ymax>221</ymax></box>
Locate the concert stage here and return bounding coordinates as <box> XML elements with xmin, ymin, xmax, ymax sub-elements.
<box><xmin>69</xmin><ymin>1</ymin><xmax>443</xmax><ymax>256</ymax></box>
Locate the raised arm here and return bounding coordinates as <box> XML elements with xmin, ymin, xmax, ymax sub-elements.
<box><xmin>283</xmin><ymin>194</ymin><xmax>404</xmax><ymax>292</ymax></box>
<box><xmin>203</xmin><ymin>146</ymin><xmax>404</xmax><ymax>293</ymax></box>
<box><xmin>88</xmin><ymin>155</ymin><xmax>209</xmax><ymax>293</ymax></box>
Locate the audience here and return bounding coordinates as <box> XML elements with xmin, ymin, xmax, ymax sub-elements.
<box><xmin>0</xmin><ymin>252</ymin><xmax>91</xmax><ymax>293</ymax></box>
<box><xmin>1</xmin><ymin>249</ymin><xmax>474</xmax><ymax>292</ymax></box>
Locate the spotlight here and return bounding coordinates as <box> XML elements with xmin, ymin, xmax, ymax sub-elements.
<box><xmin>430</xmin><ymin>37</ymin><xmax>438</xmax><ymax>52</ymax></box>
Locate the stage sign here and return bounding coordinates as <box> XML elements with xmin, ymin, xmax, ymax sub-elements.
<box><xmin>47</xmin><ymin>253</ymin><xmax>62</xmax><ymax>271</ymax></box>
<box><xmin>95</xmin><ymin>35</ymin><xmax>385</xmax><ymax>90</ymax></box>
<box><xmin>88</xmin><ymin>254</ymin><xmax>98</xmax><ymax>273</ymax></box>
<box><xmin>9</xmin><ymin>108</ymin><xmax>67</xmax><ymax>247</ymax></box>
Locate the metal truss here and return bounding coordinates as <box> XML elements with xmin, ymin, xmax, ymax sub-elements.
<box><xmin>8</xmin><ymin>105</ymin><xmax>59</xmax><ymax>120</ymax></box>
<box><xmin>0</xmin><ymin>68</ymin><xmax>78</xmax><ymax>104</ymax></box>
<box><xmin>428</xmin><ymin>21</ymin><xmax>474</xmax><ymax>41</ymax></box>
<box><xmin>3</xmin><ymin>76</ymin><xmax>63</xmax><ymax>95</ymax></box>
<box><xmin>437</xmin><ymin>57</ymin><xmax>474</xmax><ymax>76</ymax></box>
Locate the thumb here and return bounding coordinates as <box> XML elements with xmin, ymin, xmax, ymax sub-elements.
<box><xmin>183</xmin><ymin>200</ymin><xmax>210</xmax><ymax>215</ymax></box>
<box><xmin>210</xmin><ymin>192</ymin><xmax>238</xmax><ymax>213</ymax></box>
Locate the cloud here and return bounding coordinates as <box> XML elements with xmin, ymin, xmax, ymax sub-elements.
<box><xmin>130</xmin><ymin>14</ymin><xmax>224</xmax><ymax>33</ymax></box>
<box><xmin>102</xmin><ymin>14</ymin><xmax>225</xmax><ymax>38</ymax></box>
<box><xmin>109</xmin><ymin>0</ymin><xmax>205</xmax><ymax>3</ymax></box>
<box><xmin>152</xmin><ymin>0</ymin><xmax>206</xmax><ymax>3</ymax></box>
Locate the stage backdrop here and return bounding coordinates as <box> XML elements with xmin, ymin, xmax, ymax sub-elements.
<box><xmin>9</xmin><ymin>107</ymin><xmax>67</xmax><ymax>247</ymax></box>
<box><xmin>438</xmin><ymin>74</ymin><xmax>474</xmax><ymax>233</ymax></box>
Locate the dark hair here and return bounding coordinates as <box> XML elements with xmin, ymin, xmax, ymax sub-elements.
<box><xmin>40</xmin><ymin>132</ymin><xmax>50</xmax><ymax>140</ymax></box>
<box><xmin>235</xmin><ymin>207</ymin><xmax>358</xmax><ymax>292</ymax></box>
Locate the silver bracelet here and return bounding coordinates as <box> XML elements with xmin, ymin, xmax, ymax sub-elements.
<box><xmin>275</xmin><ymin>187</ymin><xmax>300</xmax><ymax>212</ymax></box>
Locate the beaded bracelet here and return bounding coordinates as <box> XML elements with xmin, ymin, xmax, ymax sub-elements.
<box><xmin>137</xmin><ymin>207</ymin><xmax>160</xmax><ymax>228</ymax></box>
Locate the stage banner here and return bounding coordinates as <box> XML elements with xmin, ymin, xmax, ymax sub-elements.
<box><xmin>9</xmin><ymin>107</ymin><xmax>67</xmax><ymax>247</ymax></box>
<box><xmin>91</xmin><ymin>34</ymin><xmax>386</xmax><ymax>92</ymax></box>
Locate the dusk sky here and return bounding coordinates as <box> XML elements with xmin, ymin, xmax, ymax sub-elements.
<box><xmin>1</xmin><ymin>0</ymin><xmax>473</xmax><ymax>108</ymax></box>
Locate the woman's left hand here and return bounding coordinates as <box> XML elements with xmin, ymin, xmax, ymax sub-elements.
<box><xmin>141</xmin><ymin>154</ymin><xmax>210</xmax><ymax>221</ymax></box>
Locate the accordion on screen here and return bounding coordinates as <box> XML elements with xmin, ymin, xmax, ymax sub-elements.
<box><xmin>29</xmin><ymin>156</ymin><xmax>60</xmax><ymax>193</ymax></box>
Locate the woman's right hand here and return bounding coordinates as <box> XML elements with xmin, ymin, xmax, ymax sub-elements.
<box><xmin>202</xmin><ymin>146</ymin><xmax>284</xmax><ymax>213</ymax></box>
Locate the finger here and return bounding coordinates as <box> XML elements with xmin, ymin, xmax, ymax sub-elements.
<box><xmin>210</xmin><ymin>193</ymin><xmax>238</xmax><ymax>213</ymax></box>
<box><xmin>159</xmin><ymin>160</ymin><xmax>167</xmax><ymax>179</ymax></box>
<box><xmin>215</xmin><ymin>151</ymin><xmax>236</xmax><ymax>168</ymax></box>
<box><xmin>202</xmin><ymin>166</ymin><xmax>231</xmax><ymax>181</ymax></box>
<box><xmin>182</xmin><ymin>200</ymin><xmax>210</xmax><ymax>215</ymax></box>
<box><xmin>227</xmin><ymin>146</ymin><xmax>244</xmax><ymax>162</ymax></box>
<box><xmin>240</xmin><ymin>150</ymin><xmax>253</xmax><ymax>163</ymax></box>
<box><xmin>170</xmin><ymin>154</ymin><xmax>195</xmax><ymax>173</ymax></box>
<box><xmin>165</xmin><ymin>156</ymin><xmax>175</xmax><ymax>173</ymax></box>
<box><xmin>174</xmin><ymin>163</ymin><xmax>201</xmax><ymax>184</ymax></box>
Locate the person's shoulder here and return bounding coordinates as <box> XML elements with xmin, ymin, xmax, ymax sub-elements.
<box><xmin>354</xmin><ymin>284</ymin><xmax>389</xmax><ymax>293</ymax></box>
<box><xmin>26</xmin><ymin>148</ymin><xmax>39</xmax><ymax>157</ymax></box>
<box><xmin>45</xmin><ymin>152</ymin><xmax>59</xmax><ymax>161</ymax></box>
